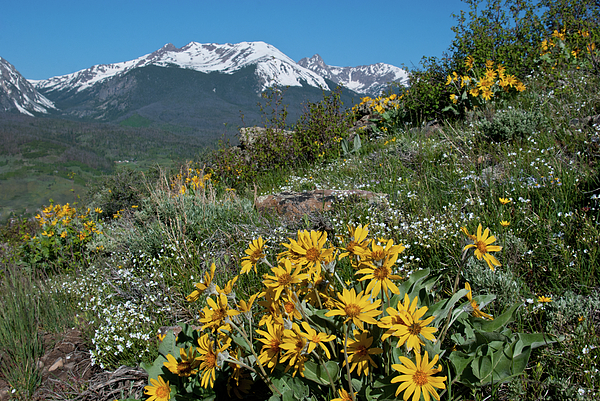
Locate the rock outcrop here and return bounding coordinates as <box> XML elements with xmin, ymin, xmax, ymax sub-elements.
<box><xmin>255</xmin><ymin>189</ymin><xmax>387</xmax><ymax>220</ymax></box>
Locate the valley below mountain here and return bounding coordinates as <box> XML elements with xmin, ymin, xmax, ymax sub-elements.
<box><xmin>0</xmin><ymin>41</ymin><xmax>406</xmax><ymax>220</ymax></box>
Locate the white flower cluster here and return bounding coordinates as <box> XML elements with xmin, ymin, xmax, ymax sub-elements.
<box><xmin>48</xmin><ymin>258</ymin><xmax>174</xmax><ymax>370</ymax></box>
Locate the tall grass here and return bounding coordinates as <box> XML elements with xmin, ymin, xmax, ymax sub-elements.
<box><xmin>0</xmin><ymin>261</ymin><xmax>77</xmax><ymax>399</ymax></box>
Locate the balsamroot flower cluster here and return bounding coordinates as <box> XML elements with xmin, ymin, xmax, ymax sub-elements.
<box><xmin>446</xmin><ymin>56</ymin><xmax>525</xmax><ymax>105</ymax></box>
<box><xmin>171</xmin><ymin>165</ymin><xmax>213</xmax><ymax>196</ymax></box>
<box><xmin>352</xmin><ymin>93</ymin><xmax>402</xmax><ymax>115</ymax></box>
<box><xmin>21</xmin><ymin>202</ymin><xmax>104</xmax><ymax>270</ymax></box>
<box><xmin>539</xmin><ymin>27</ymin><xmax>599</xmax><ymax>73</ymax></box>
<box><xmin>144</xmin><ymin>225</ymin><xmax>492</xmax><ymax>401</ymax></box>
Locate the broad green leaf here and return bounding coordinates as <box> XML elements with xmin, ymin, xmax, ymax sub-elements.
<box><xmin>303</xmin><ymin>360</ymin><xmax>339</xmax><ymax>385</ymax></box>
<box><xmin>352</xmin><ymin>378</ymin><xmax>362</xmax><ymax>393</ymax></box>
<box><xmin>271</xmin><ymin>375</ymin><xmax>294</xmax><ymax>396</ymax></box>
<box><xmin>140</xmin><ymin>354</ymin><xmax>167</xmax><ymax>381</ymax></box>
<box><xmin>511</xmin><ymin>344</ymin><xmax>531</xmax><ymax>375</ymax></box>
<box><xmin>287</xmin><ymin>376</ymin><xmax>309</xmax><ymax>398</ymax></box>
<box><xmin>353</xmin><ymin>133</ymin><xmax>362</xmax><ymax>152</ymax></box>
<box><xmin>341</xmin><ymin>139</ymin><xmax>349</xmax><ymax>155</ymax></box>
<box><xmin>282</xmin><ymin>391</ymin><xmax>295</xmax><ymax>401</ymax></box>
<box><xmin>514</xmin><ymin>332</ymin><xmax>558</xmax><ymax>355</ymax></box>
<box><xmin>397</xmin><ymin>268</ymin><xmax>430</xmax><ymax>298</ymax></box>
<box><xmin>431</xmin><ymin>288</ymin><xmax>469</xmax><ymax>326</ymax></box>
<box><xmin>471</xmin><ymin>354</ymin><xmax>493</xmax><ymax>380</ymax></box>
<box><xmin>449</xmin><ymin>351</ymin><xmax>474</xmax><ymax>377</ymax></box>
<box><xmin>158</xmin><ymin>330</ymin><xmax>178</xmax><ymax>357</ymax></box>
<box><xmin>231</xmin><ymin>333</ymin><xmax>253</xmax><ymax>355</ymax></box>
<box><xmin>474</xmin><ymin>302</ymin><xmax>520</xmax><ymax>332</ymax></box>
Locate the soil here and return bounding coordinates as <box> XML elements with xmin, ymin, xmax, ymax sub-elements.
<box><xmin>0</xmin><ymin>328</ymin><xmax>147</xmax><ymax>401</ymax></box>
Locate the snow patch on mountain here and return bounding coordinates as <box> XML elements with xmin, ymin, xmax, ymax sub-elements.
<box><xmin>298</xmin><ymin>54</ymin><xmax>407</xmax><ymax>96</ymax></box>
<box><xmin>0</xmin><ymin>57</ymin><xmax>55</xmax><ymax>116</ymax></box>
<box><xmin>33</xmin><ymin>42</ymin><xmax>331</xmax><ymax>94</ymax></box>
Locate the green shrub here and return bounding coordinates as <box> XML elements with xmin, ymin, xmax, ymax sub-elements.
<box><xmin>86</xmin><ymin>167</ymin><xmax>153</xmax><ymax>220</ymax></box>
<box><xmin>211</xmin><ymin>88</ymin><xmax>353</xmax><ymax>187</ymax></box>
<box><xmin>400</xmin><ymin>57</ymin><xmax>454</xmax><ymax>125</ymax></box>
<box><xmin>477</xmin><ymin>108</ymin><xmax>544</xmax><ymax>142</ymax></box>
<box><xmin>293</xmin><ymin>88</ymin><xmax>353</xmax><ymax>163</ymax></box>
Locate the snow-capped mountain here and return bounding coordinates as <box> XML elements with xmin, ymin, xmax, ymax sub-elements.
<box><xmin>298</xmin><ymin>54</ymin><xmax>408</xmax><ymax>96</ymax></box>
<box><xmin>0</xmin><ymin>57</ymin><xmax>55</xmax><ymax>116</ymax></box>
<box><xmin>33</xmin><ymin>41</ymin><xmax>331</xmax><ymax>94</ymax></box>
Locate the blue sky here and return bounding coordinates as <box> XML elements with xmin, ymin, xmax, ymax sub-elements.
<box><xmin>1</xmin><ymin>0</ymin><xmax>466</xmax><ymax>80</ymax></box>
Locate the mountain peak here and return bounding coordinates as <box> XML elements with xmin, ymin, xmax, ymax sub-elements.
<box><xmin>299</xmin><ymin>55</ymin><xmax>407</xmax><ymax>96</ymax></box>
<box><xmin>34</xmin><ymin>41</ymin><xmax>330</xmax><ymax>94</ymax></box>
<box><xmin>298</xmin><ymin>54</ymin><xmax>327</xmax><ymax>69</ymax></box>
<box><xmin>161</xmin><ymin>43</ymin><xmax>178</xmax><ymax>52</ymax></box>
<box><xmin>0</xmin><ymin>57</ymin><xmax>55</xmax><ymax>116</ymax></box>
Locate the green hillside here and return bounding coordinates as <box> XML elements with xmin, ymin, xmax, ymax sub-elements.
<box><xmin>0</xmin><ymin>114</ymin><xmax>212</xmax><ymax>221</ymax></box>
<box><xmin>40</xmin><ymin>64</ymin><xmax>360</xmax><ymax>135</ymax></box>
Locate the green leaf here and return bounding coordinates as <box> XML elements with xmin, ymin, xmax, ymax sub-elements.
<box><xmin>431</xmin><ymin>288</ymin><xmax>469</xmax><ymax>326</ymax></box>
<box><xmin>140</xmin><ymin>354</ymin><xmax>167</xmax><ymax>381</ymax></box>
<box><xmin>397</xmin><ymin>268</ymin><xmax>430</xmax><ymax>298</ymax></box>
<box><xmin>270</xmin><ymin>375</ymin><xmax>293</xmax><ymax>396</ymax></box>
<box><xmin>287</xmin><ymin>376</ymin><xmax>310</xmax><ymax>398</ymax></box>
<box><xmin>351</xmin><ymin>378</ymin><xmax>363</xmax><ymax>393</ymax></box>
<box><xmin>353</xmin><ymin>133</ymin><xmax>362</xmax><ymax>153</ymax></box>
<box><xmin>341</xmin><ymin>139</ymin><xmax>349</xmax><ymax>155</ymax></box>
<box><xmin>514</xmin><ymin>332</ymin><xmax>558</xmax><ymax>355</ymax></box>
<box><xmin>511</xmin><ymin>344</ymin><xmax>531</xmax><ymax>376</ymax></box>
<box><xmin>303</xmin><ymin>360</ymin><xmax>338</xmax><ymax>385</ymax></box>
<box><xmin>471</xmin><ymin>353</ymin><xmax>492</xmax><ymax>381</ymax></box>
<box><xmin>474</xmin><ymin>302</ymin><xmax>520</xmax><ymax>332</ymax></box>
<box><xmin>449</xmin><ymin>350</ymin><xmax>474</xmax><ymax>377</ymax></box>
<box><xmin>230</xmin><ymin>333</ymin><xmax>253</xmax><ymax>355</ymax></box>
<box><xmin>158</xmin><ymin>330</ymin><xmax>178</xmax><ymax>357</ymax></box>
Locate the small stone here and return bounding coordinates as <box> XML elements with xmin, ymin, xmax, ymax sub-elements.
<box><xmin>49</xmin><ymin>358</ymin><xmax>63</xmax><ymax>372</ymax></box>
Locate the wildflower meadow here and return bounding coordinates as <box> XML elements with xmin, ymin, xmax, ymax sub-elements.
<box><xmin>1</xmin><ymin>1</ymin><xmax>599</xmax><ymax>400</ymax></box>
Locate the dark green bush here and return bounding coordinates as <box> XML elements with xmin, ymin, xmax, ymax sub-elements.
<box><xmin>293</xmin><ymin>88</ymin><xmax>353</xmax><ymax>164</ymax></box>
<box><xmin>210</xmin><ymin>88</ymin><xmax>353</xmax><ymax>187</ymax></box>
<box><xmin>86</xmin><ymin>167</ymin><xmax>154</xmax><ymax>219</ymax></box>
<box><xmin>400</xmin><ymin>57</ymin><xmax>454</xmax><ymax>124</ymax></box>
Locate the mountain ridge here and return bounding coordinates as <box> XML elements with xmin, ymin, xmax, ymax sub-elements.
<box><xmin>1</xmin><ymin>42</ymin><xmax>407</xmax><ymax>128</ymax></box>
<box><xmin>31</xmin><ymin>41</ymin><xmax>331</xmax><ymax>95</ymax></box>
<box><xmin>298</xmin><ymin>53</ymin><xmax>408</xmax><ymax>96</ymax></box>
<box><xmin>0</xmin><ymin>57</ymin><xmax>55</xmax><ymax>116</ymax></box>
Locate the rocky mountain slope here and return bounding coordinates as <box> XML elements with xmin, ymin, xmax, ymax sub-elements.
<box><xmin>31</xmin><ymin>41</ymin><xmax>330</xmax><ymax>95</ymax></box>
<box><xmin>0</xmin><ymin>57</ymin><xmax>55</xmax><ymax>116</ymax></box>
<box><xmin>298</xmin><ymin>54</ymin><xmax>407</xmax><ymax>96</ymax></box>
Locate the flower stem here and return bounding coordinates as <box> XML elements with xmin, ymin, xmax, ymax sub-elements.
<box><xmin>438</xmin><ymin>258</ymin><xmax>464</xmax><ymax>344</ymax></box>
<box><xmin>343</xmin><ymin>322</ymin><xmax>355</xmax><ymax>401</ymax></box>
<box><xmin>227</xmin><ymin>318</ymin><xmax>282</xmax><ymax>397</ymax></box>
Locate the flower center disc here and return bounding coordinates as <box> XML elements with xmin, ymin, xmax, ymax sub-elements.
<box><xmin>278</xmin><ymin>273</ymin><xmax>292</xmax><ymax>286</ymax></box>
<box><xmin>413</xmin><ymin>370</ymin><xmax>429</xmax><ymax>386</ymax></box>
<box><xmin>157</xmin><ymin>386</ymin><xmax>170</xmax><ymax>397</ymax></box>
<box><xmin>345</xmin><ymin>303</ymin><xmax>361</xmax><ymax>318</ymax></box>
<box><xmin>373</xmin><ymin>266</ymin><xmax>389</xmax><ymax>280</ymax></box>
<box><xmin>306</xmin><ymin>247</ymin><xmax>320</xmax><ymax>262</ymax></box>
<box><xmin>178</xmin><ymin>362</ymin><xmax>192</xmax><ymax>376</ymax></box>
<box><xmin>408</xmin><ymin>322</ymin><xmax>422</xmax><ymax>335</ymax></box>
